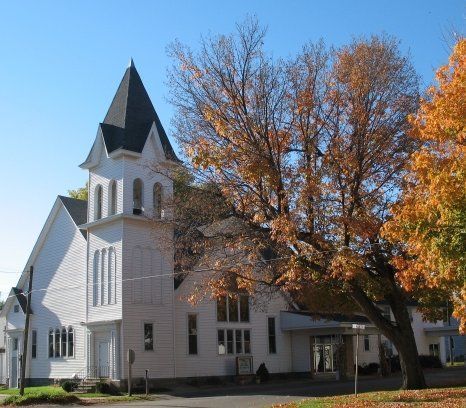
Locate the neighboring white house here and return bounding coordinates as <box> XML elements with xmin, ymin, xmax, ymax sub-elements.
<box><xmin>0</xmin><ymin>61</ymin><xmax>461</xmax><ymax>388</ymax></box>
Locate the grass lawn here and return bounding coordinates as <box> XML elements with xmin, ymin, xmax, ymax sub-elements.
<box><xmin>0</xmin><ymin>385</ymin><xmax>153</xmax><ymax>406</ymax></box>
<box><xmin>274</xmin><ymin>386</ymin><xmax>466</xmax><ymax>407</ymax></box>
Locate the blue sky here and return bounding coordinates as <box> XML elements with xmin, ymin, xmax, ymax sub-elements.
<box><xmin>0</xmin><ymin>0</ymin><xmax>464</xmax><ymax>299</ymax></box>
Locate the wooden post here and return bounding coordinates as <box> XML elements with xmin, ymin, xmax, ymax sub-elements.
<box><xmin>127</xmin><ymin>349</ymin><xmax>135</xmax><ymax>396</ymax></box>
<box><xmin>19</xmin><ymin>266</ymin><xmax>34</xmax><ymax>396</ymax></box>
<box><xmin>354</xmin><ymin>332</ymin><xmax>359</xmax><ymax>397</ymax></box>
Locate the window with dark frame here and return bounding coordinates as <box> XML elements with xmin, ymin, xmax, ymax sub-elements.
<box><xmin>68</xmin><ymin>327</ymin><xmax>74</xmax><ymax>357</ymax></box>
<box><xmin>31</xmin><ymin>330</ymin><xmax>37</xmax><ymax>358</ymax></box>
<box><xmin>218</xmin><ymin>329</ymin><xmax>226</xmax><ymax>354</ymax></box>
<box><xmin>188</xmin><ymin>314</ymin><xmax>198</xmax><ymax>355</ymax></box>
<box><xmin>268</xmin><ymin>317</ymin><xmax>277</xmax><ymax>354</ymax></box>
<box><xmin>216</xmin><ymin>295</ymin><xmax>250</xmax><ymax>322</ymax></box>
<box><xmin>217</xmin><ymin>329</ymin><xmax>251</xmax><ymax>355</ymax></box>
<box><xmin>48</xmin><ymin>329</ymin><xmax>54</xmax><ymax>357</ymax></box>
<box><xmin>54</xmin><ymin>328</ymin><xmax>60</xmax><ymax>357</ymax></box>
<box><xmin>228</xmin><ymin>296</ymin><xmax>238</xmax><ymax>322</ymax></box>
<box><xmin>144</xmin><ymin>323</ymin><xmax>154</xmax><ymax>351</ymax></box>
<box><xmin>364</xmin><ymin>335</ymin><xmax>370</xmax><ymax>351</ymax></box>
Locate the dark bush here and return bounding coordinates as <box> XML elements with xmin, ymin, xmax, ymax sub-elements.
<box><xmin>96</xmin><ymin>381</ymin><xmax>111</xmax><ymax>394</ymax></box>
<box><xmin>358</xmin><ymin>362</ymin><xmax>379</xmax><ymax>375</ymax></box>
<box><xmin>419</xmin><ymin>354</ymin><xmax>443</xmax><ymax>368</ymax></box>
<box><xmin>61</xmin><ymin>380</ymin><xmax>78</xmax><ymax>393</ymax></box>
<box><xmin>256</xmin><ymin>362</ymin><xmax>270</xmax><ymax>382</ymax></box>
<box><xmin>389</xmin><ymin>355</ymin><xmax>401</xmax><ymax>372</ymax></box>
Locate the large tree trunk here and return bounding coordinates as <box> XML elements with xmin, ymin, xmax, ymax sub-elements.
<box><xmin>388</xmin><ymin>293</ymin><xmax>427</xmax><ymax>390</ymax></box>
<box><xmin>350</xmin><ymin>286</ymin><xmax>426</xmax><ymax>390</ymax></box>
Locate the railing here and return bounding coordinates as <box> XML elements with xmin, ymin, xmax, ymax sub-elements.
<box><xmin>74</xmin><ymin>365</ymin><xmax>110</xmax><ymax>380</ymax></box>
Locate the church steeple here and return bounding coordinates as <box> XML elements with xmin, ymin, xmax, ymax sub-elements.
<box><xmin>99</xmin><ymin>60</ymin><xmax>179</xmax><ymax>161</ymax></box>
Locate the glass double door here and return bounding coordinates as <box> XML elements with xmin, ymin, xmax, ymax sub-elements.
<box><xmin>313</xmin><ymin>336</ymin><xmax>339</xmax><ymax>374</ymax></box>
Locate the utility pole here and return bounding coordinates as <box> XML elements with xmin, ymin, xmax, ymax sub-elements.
<box><xmin>352</xmin><ymin>324</ymin><xmax>365</xmax><ymax>397</ymax></box>
<box><xmin>19</xmin><ymin>266</ymin><xmax>34</xmax><ymax>396</ymax></box>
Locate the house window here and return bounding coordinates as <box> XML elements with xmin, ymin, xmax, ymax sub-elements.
<box><xmin>95</xmin><ymin>184</ymin><xmax>103</xmax><ymax>220</ymax></box>
<box><xmin>54</xmin><ymin>329</ymin><xmax>60</xmax><ymax>357</ymax></box>
<box><xmin>31</xmin><ymin>330</ymin><xmax>37</xmax><ymax>358</ymax></box>
<box><xmin>93</xmin><ymin>251</ymin><xmax>100</xmax><ymax>306</ymax></box>
<box><xmin>109</xmin><ymin>180</ymin><xmax>117</xmax><ymax>215</ymax></box>
<box><xmin>188</xmin><ymin>314</ymin><xmax>198</xmax><ymax>355</ymax></box>
<box><xmin>133</xmin><ymin>178</ymin><xmax>143</xmax><ymax>215</ymax></box>
<box><xmin>226</xmin><ymin>329</ymin><xmax>234</xmax><ymax>354</ymax></box>
<box><xmin>381</xmin><ymin>306</ymin><xmax>391</xmax><ymax>322</ymax></box>
<box><xmin>68</xmin><ymin>327</ymin><xmax>74</xmax><ymax>357</ymax></box>
<box><xmin>153</xmin><ymin>183</ymin><xmax>162</xmax><ymax>219</ymax></box>
<box><xmin>217</xmin><ymin>297</ymin><xmax>227</xmax><ymax>321</ymax></box>
<box><xmin>48</xmin><ymin>329</ymin><xmax>54</xmax><ymax>357</ymax></box>
<box><xmin>13</xmin><ymin>305</ymin><xmax>19</xmax><ymax>313</ymax></box>
<box><xmin>216</xmin><ymin>295</ymin><xmax>250</xmax><ymax>322</ymax></box>
<box><xmin>429</xmin><ymin>343</ymin><xmax>440</xmax><ymax>357</ymax></box>
<box><xmin>217</xmin><ymin>330</ymin><xmax>226</xmax><ymax>355</ymax></box>
<box><xmin>101</xmin><ymin>249</ymin><xmax>107</xmax><ymax>305</ymax></box>
<box><xmin>108</xmin><ymin>248</ymin><xmax>116</xmax><ymax>305</ymax></box>
<box><xmin>217</xmin><ymin>329</ymin><xmax>251</xmax><ymax>355</ymax></box>
<box><xmin>13</xmin><ymin>338</ymin><xmax>18</xmax><ymax>351</ymax></box>
<box><xmin>268</xmin><ymin>317</ymin><xmax>277</xmax><ymax>354</ymax></box>
<box><xmin>61</xmin><ymin>327</ymin><xmax>67</xmax><ymax>357</ymax></box>
<box><xmin>364</xmin><ymin>335</ymin><xmax>370</xmax><ymax>351</ymax></box>
<box><xmin>228</xmin><ymin>296</ymin><xmax>239</xmax><ymax>322</ymax></box>
<box><xmin>144</xmin><ymin>323</ymin><xmax>154</xmax><ymax>351</ymax></box>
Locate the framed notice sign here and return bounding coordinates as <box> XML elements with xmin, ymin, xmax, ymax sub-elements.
<box><xmin>236</xmin><ymin>356</ymin><xmax>253</xmax><ymax>375</ymax></box>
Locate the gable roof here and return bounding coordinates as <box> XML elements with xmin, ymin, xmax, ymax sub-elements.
<box><xmin>58</xmin><ymin>196</ymin><xmax>87</xmax><ymax>226</ymax></box>
<box><xmin>99</xmin><ymin>59</ymin><xmax>180</xmax><ymax>161</ymax></box>
<box><xmin>12</xmin><ymin>287</ymin><xmax>30</xmax><ymax>314</ymax></box>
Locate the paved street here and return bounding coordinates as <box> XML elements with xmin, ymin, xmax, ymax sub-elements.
<box><xmin>86</xmin><ymin>367</ymin><xmax>466</xmax><ymax>408</ymax></box>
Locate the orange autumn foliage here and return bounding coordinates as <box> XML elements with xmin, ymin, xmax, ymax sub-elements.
<box><xmin>383</xmin><ymin>39</ymin><xmax>466</xmax><ymax>333</ymax></box>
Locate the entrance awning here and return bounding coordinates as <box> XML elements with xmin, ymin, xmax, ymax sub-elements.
<box><xmin>424</xmin><ymin>325</ymin><xmax>462</xmax><ymax>337</ymax></box>
<box><xmin>280</xmin><ymin>311</ymin><xmax>380</xmax><ymax>335</ymax></box>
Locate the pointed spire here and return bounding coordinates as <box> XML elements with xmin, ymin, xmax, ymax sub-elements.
<box><xmin>99</xmin><ymin>61</ymin><xmax>180</xmax><ymax>161</ymax></box>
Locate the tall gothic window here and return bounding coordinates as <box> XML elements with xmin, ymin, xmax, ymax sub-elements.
<box><xmin>95</xmin><ymin>184</ymin><xmax>103</xmax><ymax>220</ymax></box>
<box><xmin>133</xmin><ymin>178</ymin><xmax>143</xmax><ymax>215</ymax></box>
<box><xmin>153</xmin><ymin>183</ymin><xmax>162</xmax><ymax>219</ymax></box>
<box><xmin>93</xmin><ymin>251</ymin><xmax>100</xmax><ymax>306</ymax></box>
<box><xmin>109</xmin><ymin>180</ymin><xmax>117</xmax><ymax>215</ymax></box>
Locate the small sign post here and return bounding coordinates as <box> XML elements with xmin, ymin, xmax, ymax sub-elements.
<box><xmin>352</xmin><ymin>324</ymin><xmax>365</xmax><ymax>396</ymax></box>
<box><xmin>127</xmin><ymin>349</ymin><xmax>135</xmax><ymax>396</ymax></box>
<box><xmin>145</xmin><ymin>369</ymin><xmax>149</xmax><ymax>396</ymax></box>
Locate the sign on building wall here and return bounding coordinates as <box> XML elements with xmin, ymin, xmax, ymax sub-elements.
<box><xmin>236</xmin><ymin>356</ymin><xmax>253</xmax><ymax>375</ymax></box>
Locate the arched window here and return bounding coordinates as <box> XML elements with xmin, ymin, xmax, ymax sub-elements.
<box><xmin>93</xmin><ymin>251</ymin><xmax>100</xmax><ymax>306</ymax></box>
<box><xmin>153</xmin><ymin>183</ymin><xmax>162</xmax><ymax>219</ymax></box>
<box><xmin>108</xmin><ymin>248</ymin><xmax>115</xmax><ymax>304</ymax></box>
<box><xmin>61</xmin><ymin>327</ymin><xmax>67</xmax><ymax>357</ymax></box>
<box><xmin>67</xmin><ymin>327</ymin><xmax>74</xmax><ymax>357</ymax></box>
<box><xmin>109</xmin><ymin>180</ymin><xmax>117</xmax><ymax>216</ymax></box>
<box><xmin>54</xmin><ymin>328</ymin><xmax>60</xmax><ymax>357</ymax></box>
<box><xmin>133</xmin><ymin>178</ymin><xmax>143</xmax><ymax>215</ymax></box>
<box><xmin>48</xmin><ymin>329</ymin><xmax>54</xmax><ymax>358</ymax></box>
<box><xmin>95</xmin><ymin>184</ymin><xmax>103</xmax><ymax>220</ymax></box>
<box><xmin>101</xmin><ymin>249</ymin><xmax>107</xmax><ymax>305</ymax></box>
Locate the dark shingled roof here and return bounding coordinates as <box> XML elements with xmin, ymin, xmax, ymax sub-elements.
<box><xmin>12</xmin><ymin>287</ymin><xmax>30</xmax><ymax>314</ymax></box>
<box><xmin>100</xmin><ymin>59</ymin><xmax>180</xmax><ymax>161</ymax></box>
<box><xmin>59</xmin><ymin>196</ymin><xmax>88</xmax><ymax>238</ymax></box>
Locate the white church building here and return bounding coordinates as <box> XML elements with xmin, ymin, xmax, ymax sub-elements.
<box><xmin>0</xmin><ymin>61</ymin><xmax>458</xmax><ymax>389</ymax></box>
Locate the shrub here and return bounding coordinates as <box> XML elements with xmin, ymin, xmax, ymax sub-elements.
<box><xmin>256</xmin><ymin>362</ymin><xmax>270</xmax><ymax>382</ymax></box>
<box><xmin>419</xmin><ymin>354</ymin><xmax>443</xmax><ymax>368</ymax></box>
<box><xmin>358</xmin><ymin>362</ymin><xmax>380</xmax><ymax>375</ymax></box>
<box><xmin>61</xmin><ymin>380</ymin><xmax>78</xmax><ymax>393</ymax></box>
<box><xmin>95</xmin><ymin>381</ymin><xmax>120</xmax><ymax>395</ymax></box>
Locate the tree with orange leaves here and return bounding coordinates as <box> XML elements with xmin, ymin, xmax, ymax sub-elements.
<box><xmin>384</xmin><ymin>38</ymin><xmax>466</xmax><ymax>333</ymax></box>
<box><xmin>167</xmin><ymin>20</ymin><xmax>427</xmax><ymax>388</ymax></box>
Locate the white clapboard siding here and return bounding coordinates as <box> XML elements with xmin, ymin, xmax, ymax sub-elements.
<box><xmin>174</xmin><ymin>273</ymin><xmax>293</xmax><ymax>377</ymax></box>
<box><xmin>25</xmin><ymin>204</ymin><xmax>87</xmax><ymax>379</ymax></box>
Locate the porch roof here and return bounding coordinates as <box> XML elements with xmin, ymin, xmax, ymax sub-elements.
<box><xmin>424</xmin><ymin>325</ymin><xmax>461</xmax><ymax>337</ymax></box>
<box><xmin>280</xmin><ymin>311</ymin><xmax>380</xmax><ymax>335</ymax></box>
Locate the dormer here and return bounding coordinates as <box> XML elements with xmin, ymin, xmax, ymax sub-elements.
<box><xmin>79</xmin><ymin>59</ymin><xmax>181</xmax><ymax>225</ymax></box>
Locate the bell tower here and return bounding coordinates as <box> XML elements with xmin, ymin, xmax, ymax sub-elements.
<box><xmin>79</xmin><ymin>60</ymin><xmax>180</xmax><ymax>380</ymax></box>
